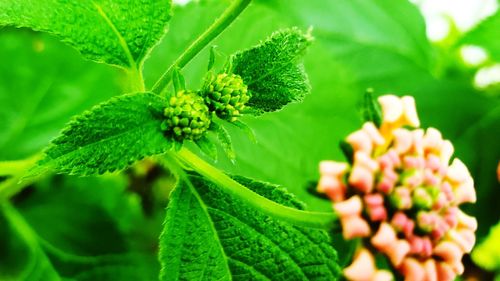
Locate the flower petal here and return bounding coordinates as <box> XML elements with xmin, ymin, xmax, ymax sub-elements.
<box><xmin>347</xmin><ymin>129</ymin><xmax>373</xmax><ymax>154</ymax></box>
<box><xmin>400</xmin><ymin>258</ymin><xmax>425</xmax><ymax>281</ymax></box>
<box><xmin>344</xmin><ymin>249</ymin><xmax>376</xmax><ymax>281</ymax></box>
<box><xmin>341</xmin><ymin>216</ymin><xmax>371</xmax><ymax>239</ymax></box>
<box><xmin>402</xmin><ymin>96</ymin><xmax>420</xmax><ymax>127</ymax></box>
<box><xmin>378</xmin><ymin>95</ymin><xmax>404</xmax><ymax>124</ymax></box>
<box><xmin>320</xmin><ymin>161</ymin><xmax>349</xmax><ymax>176</ymax></box>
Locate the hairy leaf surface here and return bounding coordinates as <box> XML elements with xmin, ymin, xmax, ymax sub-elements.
<box><xmin>0</xmin><ymin>0</ymin><xmax>172</xmax><ymax>68</ymax></box>
<box><xmin>160</xmin><ymin>175</ymin><xmax>340</xmax><ymax>281</ymax></box>
<box><xmin>231</xmin><ymin>28</ymin><xmax>312</xmax><ymax>114</ymax></box>
<box><xmin>33</xmin><ymin>92</ymin><xmax>171</xmax><ymax>176</ymax></box>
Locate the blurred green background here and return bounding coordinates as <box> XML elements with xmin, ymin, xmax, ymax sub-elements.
<box><xmin>0</xmin><ymin>0</ymin><xmax>499</xmax><ymax>280</ymax></box>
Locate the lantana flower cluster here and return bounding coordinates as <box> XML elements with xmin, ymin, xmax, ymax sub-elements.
<box><xmin>317</xmin><ymin>95</ymin><xmax>477</xmax><ymax>281</ymax></box>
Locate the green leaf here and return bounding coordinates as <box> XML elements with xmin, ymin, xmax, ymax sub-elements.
<box><xmin>0</xmin><ymin>203</ymin><xmax>60</xmax><ymax>281</ymax></box>
<box><xmin>460</xmin><ymin>11</ymin><xmax>500</xmax><ymax>62</ymax></box>
<box><xmin>172</xmin><ymin>67</ymin><xmax>186</xmax><ymax>93</ymax></box>
<box><xmin>12</xmin><ymin>174</ymin><xmax>161</xmax><ymax>280</ymax></box>
<box><xmin>15</xmin><ymin>175</ymin><xmax>140</xmax><ymax>256</ymax></box>
<box><xmin>42</xmin><ymin>243</ymin><xmax>159</xmax><ymax>281</ymax></box>
<box><xmin>362</xmin><ymin>89</ymin><xmax>382</xmax><ymax>127</ymax></box>
<box><xmin>147</xmin><ymin>1</ymin><xmax>499</xmax><ymax>240</ymax></box>
<box><xmin>195</xmin><ymin>135</ymin><xmax>218</xmax><ymax>161</ymax></box>
<box><xmin>472</xmin><ymin>220</ymin><xmax>500</xmax><ymax>272</ymax></box>
<box><xmin>159</xmin><ymin>175</ymin><xmax>340</xmax><ymax>280</ymax></box>
<box><xmin>32</xmin><ymin>92</ymin><xmax>172</xmax><ymax>176</ymax></box>
<box><xmin>228</xmin><ymin>120</ymin><xmax>255</xmax><ymax>144</ymax></box>
<box><xmin>211</xmin><ymin>121</ymin><xmax>236</xmax><ymax>162</ymax></box>
<box><xmin>0</xmin><ymin>29</ymin><xmax>121</xmax><ymax>161</ymax></box>
<box><xmin>0</xmin><ymin>0</ymin><xmax>172</xmax><ymax>68</ymax></box>
<box><xmin>230</xmin><ymin>28</ymin><xmax>313</xmax><ymax>114</ymax></box>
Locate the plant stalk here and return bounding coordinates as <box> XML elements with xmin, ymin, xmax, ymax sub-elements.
<box><xmin>175</xmin><ymin>147</ymin><xmax>339</xmax><ymax>230</ymax></box>
<box><xmin>151</xmin><ymin>0</ymin><xmax>252</xmax><ymax>96</ymax></box>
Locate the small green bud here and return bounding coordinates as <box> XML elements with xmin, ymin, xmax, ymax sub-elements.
<box><xmin>412</xmin><ymin>187</ymin><xmax>433</xmax><ymax>210</ymax></box>
<box><xmin>162</xmin><ymin>90</ymin><xmax>211</xmax><ymax>141</ymax></box>
<box><xmin>203</xmin><ymin>73</ymin><xmax>251</xmax><ymax>122</ymax></box>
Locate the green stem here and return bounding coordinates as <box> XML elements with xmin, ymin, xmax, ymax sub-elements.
<box><xmin>127</xmin><ymin>67</ymin><xmax>146</xmax><ymax>92</ymax></box>
<box><xmin>0</xmin><ymin>157</ymin><xmax>36</xmax><ymax>176</ymax></box>
<box><xmin>151</xmin><ymin>0</ymin><xmax>252</xmax><ymax>96</ymax></box>
<box><xmin>0</xmin><ymin>155</ymin><xmax>41</xmax><ymax>201</ymax></box>
<box><xmin>175</xmin><ymin>147</ymin><xmax>338</xmax><ymax>230</ymax></box>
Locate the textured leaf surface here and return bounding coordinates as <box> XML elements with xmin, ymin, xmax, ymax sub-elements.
<box><xmin>231</xmin><ymin>28</ymin><xmax>312</xmax><ymax>114</ymax></box>
<box><xmin>460</xmin><ymin>10</ymin><xmax>500</xmax><ymax>62</ymax></box>
<box><xmin>152</xmin><ymin>0</ymin><xmax>500</xmax><ymax>240</ymax></box>
<box><xmin>33</xmin><ymin>92</ymin><xmax>171</xmax><ymax>176</ymax></box>
<box><xmin>0</xmin><ymin>203</ymin><xmax>60</xmax><ymax>281</ymax></box>
<box><xmin>0</xmin><ymin>0</ymin><xmax>172</xmax><ymax>68</ymax></box>
<box><xmin>159</xmin><ymin>175</ymin><xmax>340</xmax><ymax>281</ymax></box>
<box><xmin>0</xmin><ymin>29</ymin><xmax>121</xmax><ymax>161</ymax></box>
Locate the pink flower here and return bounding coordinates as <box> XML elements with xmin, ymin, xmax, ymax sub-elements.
<box><xmin>334</xmin><ymin>196</ymin><xmax>371</xmax><ymax>239</ymax></box>
<box><xmin>317</xmin><ymin>161</ymin><xmax>348</xmax><ymax>202</ymax></box>
<box><xmin>316</xmin><ymin>94</ymin><xmax>477</xmax><ymax>281</ymax></box>
<box><xmin>344</xmin><ymin>249</ymin><xmax>393</xmax><ymax>281</ymax></box>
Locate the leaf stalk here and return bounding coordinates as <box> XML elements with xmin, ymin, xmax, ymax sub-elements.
<box><xmin>151</xmin><ymin>0</ymin><xmax>252</xmax><ymax>96</ymax></box>
<box><xmin>175</xmin><ymin>147</ymin><xmax>339</xmax><ymax>230</ymax></box>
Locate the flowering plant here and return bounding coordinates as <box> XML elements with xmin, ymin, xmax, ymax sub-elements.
<box><xmin>318</xmin><ymin>95</ymin><xmax>477</xmax><ymax>280</ymax></box>
<box><xmin>0</xmin><ymin>0</ymin><xmax>498</xmax><ymax>280</ymax></box>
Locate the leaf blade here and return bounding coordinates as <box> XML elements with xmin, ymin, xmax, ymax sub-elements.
<box><xmin>32</xmin><ymin>92</ymin><xmax>172</xmax><ymax>176</ymax></box>
<box><xmin>159</xmin><ymin>174</ymin><xmax>340</xmax><ymax>280</ymax></box>
<box><xmin>159</xmin><ymin>179</ymin><xmax>230</xmax><ymax>281</ymax></box>
<box><xmin>0</xmin><ymin>0</ymin><xmax>172</xmax><ymax>68</ymax></box>
<box><xmin>230</xmin><ymin>28</ymin><xmax>313</xmax><ymax>114</ymax></box>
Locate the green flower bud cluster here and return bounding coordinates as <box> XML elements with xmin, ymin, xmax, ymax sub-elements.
<box><xmin>162</xmin><ymin>90</ymin><xmax>211</xmax><ymax>141</ymax></box>
<box><xmin>203</xmin><ymin>73</ymin><xmax>250</xmax><ymax>122</ymax></box>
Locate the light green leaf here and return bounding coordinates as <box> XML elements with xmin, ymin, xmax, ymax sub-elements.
<box><xmin>460</xmin><ymin>11</ymin><xmax>500</xmax><ymax>62</ymax></box>
<box><xmin>195</xmin><ymin>135</ymin><xmax>218</xmax><ymax>161</ymax></box>
<box><xmin>230</xmin><ymin>28</ymin><xmax>312</xmax><ymax>114</ymax></box>
<box><xmin>32</xmin><ymin>92</ymin><xmax>172</xmax><ymax>176</ymax></box>
<box><xmin>0</xmin><ymin>203</ymin><xmax>60</xmax><ymax>281</ymax></box>
<box><xmin>211</xmin><ymin>121</ymin><xmax>235</xmax><ymax>161</ymax></box>
<box><xmin>0</xmin><ymin>0</ymin><xmax>172</xmax><ymax>68</ymax></box>
<box><xmin>0</xmin><ymin>29</ymin><xmax>121</xmax><ymax>161</ymax></box>
<box><xmin>159</xmin><ymin>175</ymin><xmax>340</xmax><ymax>281</ymax></box>
<box><xmin>472</xmin><ymin>220</ymin><xmax>500</xmax><ymax>273</ymax></box>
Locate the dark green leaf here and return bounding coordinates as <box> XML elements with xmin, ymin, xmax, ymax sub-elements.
<box><xmin>230</xmin><ymin>28</ymin><xmax>313</xmax><ymax>114</ymax></box>
<box><xmin>0</xmin><ymin>203</ymin><xmax>60</xmax><ymax>281</ymax></box>
<box><xmin>0</xmin><ymin>0</ymin><xmax>172</xmax><ymax>68</ymax></box>
<box><xmin>13</xmin><ymin>174</ymin><xmax>161</xmax><ymax>280</ymax></box>
<box><xmin>15</xmin><ymin>175</ymin><xmax>140</xmax><ymax>256</ymax></box>
<box><xmin>362</xmin><ymin>89</ymin><xmax>382</xmax><ymax>127</ymax></box>
<box><xmin>159</xmin><ymin>175</ymin><xmax>340</xmax><ymax>280</ymax></box>
<box><xmin>31</xmin><ymin>92</ymin><xmax>172</xmax><ymax>176</ymax></box>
